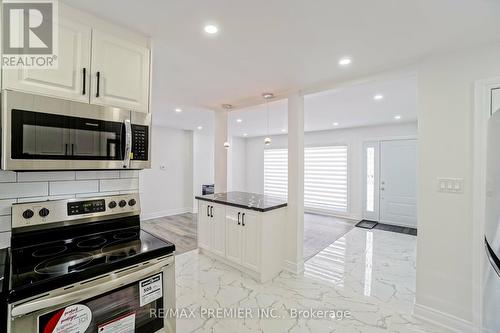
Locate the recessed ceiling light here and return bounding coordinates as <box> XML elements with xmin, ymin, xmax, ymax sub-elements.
<box><xmin>333</xmin><ymin>122</ymin><xmax>339</xmax><ymax>126</ymax></box>
<box><xmin>374</xmin><ymin>94</ymin><xmax>384</xmax><ymax>101</ymax></box>
<box><xmin>236</xmin><ymin>118</ymin><xmax>243</xmax><ymax>123</ymax></box>
<box><xmin>197</xmin><ymin>126</ymin><xmax>203</xmax><ymax>130</ymax></box>
<box><xmin>281</xmin><ymin>128</ymin><xmax>286</xmax><ymax>132</ymax></box>
<box><xmin>204</xmin><ymin>24</ymin><xmax>218</xmax><ymax>34</ymax></box>
<box><xmin>394</xmin><ymin>115</ymin><xmax>402</xmax><ymax>120</ymax></box>
<box><xmin>338</xmin><ymin>57</ymin><xmax>352</xmax><ymax>66</ymax></box>
<box><xmin>243</xmin><ymin>133</ymin><xmax>248</xmax><ymax>137</ymax></box>
<box><xmin>175</xmin><ymin>108</ymin><xmax>182</xmax><ymax>113</ymax></box>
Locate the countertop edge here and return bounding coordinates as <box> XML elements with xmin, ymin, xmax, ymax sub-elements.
<box><xmin>195</xmin><ymin>196</ymin><xmax>287</xmax><ymax>213</ymax></box>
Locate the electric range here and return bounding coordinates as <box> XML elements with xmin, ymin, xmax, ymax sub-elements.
<box><xmin>4</xmin><ymin>194</ymin><xmax>176</xmax><ymax>333</ymax></box>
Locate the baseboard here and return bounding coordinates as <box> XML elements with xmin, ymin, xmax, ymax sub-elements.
<box><xmin>283</xmin><ymin>259</ymin><xmax>305</xmax><ymax>275</ymax></box>
<box><xmin>413</xmin><ymin>303</ymin><xmax>474</xmax><ymax>333</ymax></box>
<box><xmin>141</xmin><ymin>207</ymin><xmax>192</xmax><ymax>221</ymax></box>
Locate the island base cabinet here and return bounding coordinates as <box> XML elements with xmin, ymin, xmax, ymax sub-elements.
<box><xmin>197</xmin><ymin>200</ymin><xmax>286</xmax><ymax>283</ymax></box>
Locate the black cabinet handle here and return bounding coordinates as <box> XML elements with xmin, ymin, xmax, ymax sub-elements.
<box><xmin>82</xmin><ymin>68</ymin><xmax>86</xmax><ymax>95</ymax></box>
<box><xmin>242</xmin><ymin>213</ymin><xmax>245</xmax><ymax>226</ymax></box>
<box><xmin>210</xmin><ymin>206</ymin><xmax>213</xmax><ymax>218</ymax></box>
<box><xmin>237</xmin><ymin>212</ymin><xmax>241</xmax><ymax>225</ymax></box>
<box><xmin>71</xmin><ymin>144</ymin><xmax>74</xmax><ymax>156</ymax></box>
<box><xmin>207</xmin><ymin>205</ymin><xmax>210</xmax><ymax>217</ymax></box>
<box><xmin>96</xmin><ymin>71</ymin><xmax>101</xmax><ymax>98</ymax></box>
<box><xmin>65</xmin><ymin>144</ymin><xmax>68</xmax><ymax>155</ymax></box>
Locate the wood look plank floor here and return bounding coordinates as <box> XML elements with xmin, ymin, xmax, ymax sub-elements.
<box><xmin>142</xmin><ymin>212</ymin><xmax>354</xmax><ymax>259</ymax></box>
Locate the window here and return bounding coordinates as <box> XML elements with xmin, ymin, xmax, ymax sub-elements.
<box><xmin>264</xmin><ymin>145</ymin><xmax>349</xmax><ymax>214</ymax></box>
<box><xmin>304</xmin><ymin>146</ymin><xmax>348</xmax><ymax>213</ymax></box>
<box><xmin>366</xmin><ymin>147</ymin><xmax>375</xmax><ymax>212</ymax></box>
<box><xmin>264</xmin><ymin>148</ymin><xmax>288</xmax><ymax>199</ymax></box>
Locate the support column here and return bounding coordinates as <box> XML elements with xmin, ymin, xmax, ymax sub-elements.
<box><xmin>214</xmin><ymin>110</ymin><xmax>228</xmax><ymax>193</ymax></box>
<box><xmin>285</xmin><ymin>92</ymin><xmax>305</xmax><ymax>274</ymax></box>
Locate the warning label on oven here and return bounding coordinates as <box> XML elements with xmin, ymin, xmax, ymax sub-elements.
<box><xmin>139</xmin><ymin>273</ymin><xmax>163</xmax><ymax>307</ymax></box>
<box><xmin>98</xmin><ymin>312</ymin><xmax>135</xmax><ymax>333</ymax></box>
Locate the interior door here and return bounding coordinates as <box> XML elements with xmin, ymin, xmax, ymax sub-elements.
<box><xmin>379</xmin><ymin>140</ymin><xmax>418</xmax><ymax>227</ymax></box>
<box><xmin>210</xmin><ymin>204</ymin><xmax>226</xmax><ymax>257</ymax></box>
<box><xmin>225</xmin><ymin>208</ymin><xmax>242</xmax><ymax>264</ymax></box>
<box><xmin>241</xmin><ymin>212</ymin><xmax>260</xmax><ymax>271</ymax></box>
<box><xmin>3</xmin><ymin>18</ymin><xmax>91</xmax><ymax>103</ymax></box>
<box><xmin>91</xmin><ymin>29</ymin><xmax>150</xmax><ymax>113</ymax></box>
<box><xmin>492</xmin><ymin>88</ymin><xmax>500</xmax><ymax>115</ymax></box>
<box><xmin>198</xmin><ymin>202</ymin><xmax>211</xmax><ymax>250</ymax></box>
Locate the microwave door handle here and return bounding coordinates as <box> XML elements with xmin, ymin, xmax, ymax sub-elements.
<box><xmin>11</xmin><ymin>259</ymin><xmax>171</xmax><ymax>317</ymax></box>
<box><xmin>123</xmin><ymin>119</ymin><xmax>132</xmax><ymax>168</ymax></box>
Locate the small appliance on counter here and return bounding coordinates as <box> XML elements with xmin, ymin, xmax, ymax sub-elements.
<box><xmin>3</xmin><ymin>194</ymin><xmax>175</xmax><ymax>333</ymax></box>
<box><xmin>202</xmin><ymin>184</ymin><xmax>215</xmax><ymax>195</ymax></box>
<box><xmin>1</xmin><ymin>90</ymin><xmax>151</xmax><ymax>170</ymax></box>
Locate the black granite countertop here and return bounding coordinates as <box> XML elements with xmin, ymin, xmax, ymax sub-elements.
<box><xmin>195</xmin><ymin>191</ymin><xmax>287</xmax><ymax>212</ymax></box>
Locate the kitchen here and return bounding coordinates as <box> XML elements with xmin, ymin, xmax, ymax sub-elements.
<box><xmin>1</xmin><ymin>1</ymin><xmax>500</xmax><ymax>333</ymax></box>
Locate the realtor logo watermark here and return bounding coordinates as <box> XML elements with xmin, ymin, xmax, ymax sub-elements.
<box><xmin>2</xmin><ymin>0</ymin><xmax>58</xmax><ymax>68</ymax></box>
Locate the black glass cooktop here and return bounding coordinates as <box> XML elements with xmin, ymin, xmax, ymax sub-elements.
<box><xmin>8</xmin><ymin>219</ymin><xmax>175</xmax><ymax>302</ymax></box>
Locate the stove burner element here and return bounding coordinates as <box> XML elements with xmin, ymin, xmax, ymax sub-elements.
<box><xmin>32</xmin><ymin>245</ymin><xmax>67</xmax><ymax>258</ymax></box>
<box><xmin>34</xmin><ymin>253</ymin><xmax>93</xmax><ymax>275</ymax></box>
<box><xmin>113</xmin><ymin>231</ymin><xmax>138</xmax><ymax>240</ymax></box>
<box><xmin>77</xmin><ymin>236</ymin><xmax>107</xmax><ymax>249</ymax></box>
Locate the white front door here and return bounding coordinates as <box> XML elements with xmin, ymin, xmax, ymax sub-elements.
<box><xmin>379</xmin><ymin>139</ymin><xmax>418</xmax><ymax>227</ymax></box>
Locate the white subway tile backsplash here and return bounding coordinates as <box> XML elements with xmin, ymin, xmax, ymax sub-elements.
<box><xmin>76</xmin><ymin>171</ymin><xmax>120</xmax><ymax>180</ymax></box>
<box><xmin>75</xmin><ymin>191</ymin><xmax>120</xmax><ymax>198</ymax></box>
<box><xmin>0</xmin><ymin>182</ymin><xmax>48</xmax><ymax>199</ymax></box>
<box><xmin>17</xmin><ymin>171</ymin><xmax>75</xmax><ymax>182</ymax></box>
<box><xmin>120</xmin><ymin>170</ymin><xmax>139</xmax><ymax>178</ymax></box>
<box><xmin>0</xmin><ymin>199</ymin><xmax>16</xmax><ymax>216</ymax></box>
<box><xmin>100</xmin><ymin>178</ymin><xmax>139</xmax><ymax>192</ymax></box>
<box><xmin>0</xmin><ymin>216</ymin><xmax>10</xmax><ymax>232</ymax></box>
<box><xmin>0</xmin><ymin>171</ymin><xmax>16</xmax><ymax>183</ymax></box>
<box><xmin>50</xmin><ymin>180</ymin><xmax>99</xmax><ymax>195</ymax></box>
<box><xmin>17</xmin><ymin>194</ymin><xmax>75</xmax><ymax>203</ymax></box>
<box><xmin>0</xmin><ymin>232</ymin><xmax>10</xmax><ymax>248</ymax></box>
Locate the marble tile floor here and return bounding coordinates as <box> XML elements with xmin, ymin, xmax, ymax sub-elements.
<box><xmin>174</xmin><ymin>227</ymin><xmax>441</xmax><ymax>333</ymax></box>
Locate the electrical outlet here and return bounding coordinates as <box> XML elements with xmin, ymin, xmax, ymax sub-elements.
<box><xmin>437</xmin><ymin>178</ymin><xmax>463</xmax><ymax>193</ymax></box>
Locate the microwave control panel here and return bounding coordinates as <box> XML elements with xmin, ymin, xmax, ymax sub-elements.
<box><xmin>131</xmin><ymin>125</ymin><xmax>149</xmax><ymax>161</ymax></box>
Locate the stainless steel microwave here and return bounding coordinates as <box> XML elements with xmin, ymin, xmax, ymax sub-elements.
<box><xmin>1</xmin><ymin>90</ymin><xmax>151</xmax><ymax>170</ymax></box>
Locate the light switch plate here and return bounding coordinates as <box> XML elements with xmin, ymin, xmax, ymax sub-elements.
<box><xmin>437</xmin><ymin>178</ymin><xmax>464</xmax><ymax>193</ymax></box>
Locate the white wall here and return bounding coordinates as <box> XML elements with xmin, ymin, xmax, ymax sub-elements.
<box><xmin>227</xmin><ymin>136</ymin><xmax>247</xmax><ymax>192</ymax></box>
<box><xmin>193</xmin><ymin>129</ymin><xmax>215</xmax><ymax>212</ymax></box>
<box><xmin>140</xmin><ymin>126</ymin><xmax>193</xmax><ymax>220</ymax></box>
<box><xmin>239</xmin><ymin>122</ymin><xmax>418</xmax><ymax>220</ymax></box>
<box><xmin>0</xmin><ymin>170</ymin><xmax>140</xmax><ymax>248</ymax></box>
<box><xmin>415</xmin><ymin>43</ymin><xmax>500</xmax><ymax>327</ymax></box>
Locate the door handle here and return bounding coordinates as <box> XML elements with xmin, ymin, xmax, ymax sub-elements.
<box><xmin>207</xmin><ymin>205</ymin><xmax>210</xmax><ymax>217</ymax></box>
<box><xmin>71</xmin><ymin>143</ymin><xmax>74</xmax><ymax>156</ymax></box>
<box><xmin>210</xmin><ymin>206</ymin><xmax>213</xmax><ymax>218</ymax></box>
<box><xmin>242</xmin><ymin>213</ymin><xmax>245</xmax><ymax>226</ymax></box>
<box><xmin>82</xmin><ymin>68</ymin><xmax>86</xmax><ymax>95</ymax></box>
<box><xmin>96</xmin><ymin>71</ymin><xmax>101</xmax><ymax>97</ymax></box>
<box><xmin>123</xmin><ymin>119</ymin><xmax>132</xmax><ymax>168</ymax></box>
<box><xmin>65</xmin><ymin>143</ymin><xmax>68</xmax><ymax>155</ymax></box>
<box><xmin>237</xmin><ymin>212</ymin><xmax>241</xmax><ymax>225</ymax></box>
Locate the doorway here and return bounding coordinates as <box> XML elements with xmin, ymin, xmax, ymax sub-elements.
<box><xmin>363</xmin><ymin>139</ymin><xmax>418</xmax><ymax>227</ymax></box>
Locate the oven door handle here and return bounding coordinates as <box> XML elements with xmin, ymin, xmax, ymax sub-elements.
<box><xmin>123</xmin><ymin>119</ymin><xmax>132</xmax><ymax>168</ymax></box>
<box><xmin>11</xmin><ymin>259</ymin><xmax>171</xmax><ymax>317</ymax></box>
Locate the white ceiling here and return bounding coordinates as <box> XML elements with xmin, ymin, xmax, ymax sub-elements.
<box><xmin>63</xmin><ymin>0</ymin><xmax>500</xmax><ymax>118</ymax></box>
<box><xmin>228</xmin><ymin>74</ymin><xmax>417</xmax><ymax>137</ymax></box>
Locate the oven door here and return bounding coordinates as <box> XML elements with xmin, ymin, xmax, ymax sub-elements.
<box><xmin>1</xmin><ymin>90</ymin><xmax>134</xmax><ymax>170</ymax></box>
<box><xmin>8</xmin><ymin>256</ymin><xmax>175</xmax><ymax>333</ymax></box>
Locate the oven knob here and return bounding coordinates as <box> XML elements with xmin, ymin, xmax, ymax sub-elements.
<box><xmin>39</xmin><ymin>208</ymin><xmax>50</xmax><ymax>217</ymax></box>
<box><xmin>108</xmin><ymin>201</ymin><xmax>117</xmax><ymax>209</ymax></box>
<box><xmin>119</xmin><ymin>200</ymin><xmax>127</xmax><ymax>208</ymax></box>
<box><xmin>22</xmin><ymin>209</ymin><xmax>34</xmax><ymax>219</ymax></box>
<box><xmin>128</xmin><ymin>199</ymin><xmax>136</xmax><ymax>206</ymax></box>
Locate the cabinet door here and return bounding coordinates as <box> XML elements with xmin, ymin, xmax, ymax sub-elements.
<box><xmin>3</xmin><ymin>18</ymin><xmax>91</xmax><ymax>103</ymax></box>
<box><xmin>241</xmin><ymin>211</ymin><xmax>260</xmax><ymax>271</ymax></box>
<box><xmin>198</xmin><ymin>202</ymin><xmax>211</xmax><ymax>250</ymax></box>
<box><xmin>91</xmin><ymin>29</ymin><xmax>150</xmax><ymax>113</ymax></box>
<box><xmin>210</xmin><ymin>204</ymin><xmax>226</xmax><ymax>257</ymax></box>
<box><xmin>225</xmin><ymin>208</ymin><xmax>242</xmax><ymax>264</ymax></box>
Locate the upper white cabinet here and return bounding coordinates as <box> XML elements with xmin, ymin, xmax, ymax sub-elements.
<box><xmin>91</xmin><ymin>30</ymin><xmax>150</xmax><ymax>113</ymax></box>
<box><xmin>3</xmin><ymin>18</ymin><xmax>91</xmax><ymax>103</ymax></box>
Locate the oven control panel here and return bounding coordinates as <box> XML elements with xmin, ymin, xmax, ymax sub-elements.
<box><xmin>12</xmin><ymin>194</ymin><xmax>141</xmax><ymax>229</ymax></box>
<box><xmin>68</xmin><ymin>199</ymin><xmax>106</xmax><ymax>216</ymax></box>
<box><xmin>131</xmin><ymin>125</ymin><xmax>149</xmax><ymax>161</ymax></box>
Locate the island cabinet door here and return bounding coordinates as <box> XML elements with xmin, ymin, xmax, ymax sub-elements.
<box><xmin>241</xmin><ymin>211</ymin><xmax>261</xmax><ymax>271</ymax></box>
<box><xmin>198</xmin><ymin>202</ymin><xmax>211</xmax><ymax>250</ymax></box>
<box><xmin>210</xmin><ymin>204</ymin><xmax>226</xmax><ymax>257</ymax></box>
<box><xmin>225</xmin><ymin>208</ymin><xmax>243</xmax><ymax>264</ymax></box>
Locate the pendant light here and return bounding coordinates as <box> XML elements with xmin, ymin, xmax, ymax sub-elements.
<box><xmin>262</xmin><ymin>93</ymin><xmax>274</xmax><ymax>146</ymax></box>
<box><xmin>222</xmin><ymin>104</ymin><xmax>233</xmax><ymax>149</ymax></box>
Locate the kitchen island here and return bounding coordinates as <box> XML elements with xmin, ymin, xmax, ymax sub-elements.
<box><xmin>195</xmin><ymin>191</ymin><xmax>287</xmax><ymax>282</ymax></box>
